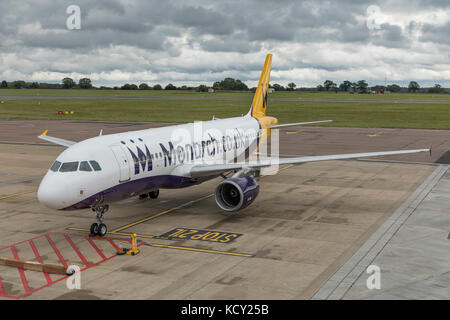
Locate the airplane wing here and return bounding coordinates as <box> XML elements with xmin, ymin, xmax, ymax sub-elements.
<box><xmin>189</xmin><ymin>148</ymin><xmax>430</xmax><ymax>177</ymax></box>
<box><xmin>37</xmin><ymin>130</ymin><xmax>76</xmax><ymax>147</ymax></box>
<box><xmin>270</xmin><ymin>120</ymin><xmax>332</xmax><ymax>129</ymax></box>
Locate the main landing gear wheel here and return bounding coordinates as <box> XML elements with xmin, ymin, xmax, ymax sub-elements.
<box><xmin>90</xmin><ymin>205</ymin><xmax>109</xmax><ymax>237</ymax></box>
<box><xmin>97</xmin><ymin>223</ymin><xmax>107</xmax><ymax>237</ymax></box>
<box><xmin>90</xmin><ymin>223</ymin><xmax>98</xmax><ymax>235</ymax></box>
<box><xmin>149</xmin><ymin>189</ymin><xmax>159</xmax><ymax>199</ymax></box>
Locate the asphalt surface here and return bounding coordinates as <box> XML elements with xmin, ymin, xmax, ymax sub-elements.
<box><xmin>0</xmin><ymin>141</ymin><xmax>433</xmax><ymax>299</ymax></box>
<box><xmin>0</xmin><ymin>119</ymin><xmax>447</xmax><ymax>163</ymax></box>
<box><xmin>0</xmin><ymin>119</ymin><xmax>448</xmax><ymax>299</ymax></box>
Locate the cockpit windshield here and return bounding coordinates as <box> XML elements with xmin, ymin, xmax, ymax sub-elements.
<box><xmin>89</xmin><ymin>161</ymin><xmax>102</xmax><ymax>171</ymax></box>
<box><xmin>50</xmin><ymin>161</ymin><xmax>62</xmax><ymax>172</ymax></box>
<box><xmin>79</xmin><ymin>161</ymin><xmax>92</xmax><ymax>171</ymax></box>
<box><xmin>59</xmin><ymin>162</ymin><xmax>79</xmax><ymax>172</ymax></box>
<box><xmin>52</xmin><ymin>160</ymin><xmax>102</xmax><ymax>172</ymax></box>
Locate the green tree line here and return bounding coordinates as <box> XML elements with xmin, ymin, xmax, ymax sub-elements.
<box><xmin>0</xmin><ymin>78</ymin><xmax>448</xmax><ymax>94</ymax></box>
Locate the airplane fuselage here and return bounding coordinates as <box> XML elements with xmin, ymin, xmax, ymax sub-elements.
<box><xmin>37</xmin><ymin>116</ymin><xmax>261</xmax><ymax>210</ymax></box>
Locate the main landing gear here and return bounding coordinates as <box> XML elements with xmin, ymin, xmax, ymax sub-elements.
<box><xmin>90</xmin><ymin>205</ymin><xmax>109</xmax><ymax>237</ymax></box>
<box><xmin>138</xmin><ymin>189</ymin><xmax>159</xmax><ymax>200</ymax></box>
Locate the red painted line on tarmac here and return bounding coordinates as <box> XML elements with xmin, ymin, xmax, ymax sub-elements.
<box><xmin>10</xmin><ymin>246</ymin><xmax>31</xmax><ymax>294</ymax></box>
<box><xmin>64</xmin><ymin>234</ymin><xmax>90</xmax><ymax>267</ymax></box>
<box><xmin>29</xmin><ymin>240</ymin><xmax>52</xmax><ymax>284</ymax></box>
<box><xmin>45</xmin><ymin>234</ymin><xmax>68</xmax><ymax>269</ymax></box>
<box><xmin>11</xmin><ymin>243</ymin><xmax>146</xmax><ymax>300</ymax></box>
<box><xmin>0</xmin><ymin>276</ymin><xmax>4</xmax><ymax>296</ymax></box>
<box><xmin>86</xmin><ymin>237</ymin><xmax>107</xmax><ymax>260</ymax></box>
<box><xmin>106</xmin><ymin>238</ymin><xmax>120</xmax><ymax>251</ymax></box>
<box><xmin>0</xmin><ymin>233</ymin><xmax>52</xmax><ymax>251</ymax></box>
<box><xmin>0</xmin><ymin>232</ymin><xmax>146</xmax><ymax>299</ymax></box>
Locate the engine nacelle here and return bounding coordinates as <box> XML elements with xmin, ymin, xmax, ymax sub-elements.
<box><xmin>214</xmin><ymin>176</ymin><xmax>259</xmax><ymax>212</ymax></box>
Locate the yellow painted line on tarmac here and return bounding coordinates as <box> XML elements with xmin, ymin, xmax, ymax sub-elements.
<box><xmin>111</xmin><ymin>164</ymin><xmax>296</xmax><ymax>233</ymax></box>
<box><xmin>67</xmin><ymin>227</ymin><xmax>252</xmax><ymax>257</ymax></box>
<box><xmin>260</xmin><ymin>164</ymin><xmax>294</xmax><ymax>178</ymax></box>
<box><xmin>149</xmin><ymin>243</ymin><xmax>253</xmax><ymax>257</ymax></box>
<box><xmin>286</xmin><ymin>129</ymin><xmax>303</xmax><ymax>135</ymax></box>
<box><xmin>66</xmin><ymin>164</ymin><xmax>296</xmax><ymax>258</ymax></box>
<box><xmin>0</xmin><ymin>190</ymin><xmax>36</xmax><ymax>200</ymax></box>
<box><xmin>67</xmin><ymin>227</ymin><xmax>156</xmax><ymax>239</ymax></box>
<box><xmin>368</xmin><ymin>132</ymin><xmax>382</xmax><ymax>137</ymax></box>
<box><xmin>111</xmin><ymin>194</ymin><xmax>214</xmax><ymax>233</ymax></box>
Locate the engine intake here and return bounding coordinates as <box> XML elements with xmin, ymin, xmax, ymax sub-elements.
<box><xmin>215</xmin><ymin>176</ymin><xmax>259</xmax><ymax>212</ymax></box>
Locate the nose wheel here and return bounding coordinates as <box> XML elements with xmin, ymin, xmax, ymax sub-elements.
<box><xmin>90</xmin><ymin>205</ymin><xmax>109</xmax><ymax>237</ymax></box>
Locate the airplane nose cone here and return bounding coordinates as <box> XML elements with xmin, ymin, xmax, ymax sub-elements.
<box><xmin>37</xmin><ymin>175</ymin><xmax>65</xmax><ymax>209</ymax></box>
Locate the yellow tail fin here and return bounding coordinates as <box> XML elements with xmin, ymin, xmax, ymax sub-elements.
<box><xmin>250</xmin><ymin>54</ymin><xmax>272</xmax><ymax>119</ymax></box>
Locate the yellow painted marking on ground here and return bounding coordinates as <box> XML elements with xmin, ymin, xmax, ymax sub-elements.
<box><xmin>111</xmin><ymin>165</ymin><xmax>296</xmax><ymax>233</ymax></box>
<box><xmin>368</xmin><ymin>132</ymin><xmax>382</xmax><ymax>137</ymax></box>
<box><xmin>260</xmin><ymin>164</ymin><xmax>294</xmax><ymax>178</ymax></box>
<box><xmin>149</xmin><ymin>243</ymin><xmax>253</xmax><ymax>257</ymax></box>
<box><xmin>111</xmin><ymin>194</ymin><xmax>214</xmax><ymax>233</ymax></box>
<box><xmin>67</xmin><ymin>227</ymin><xmax>252</xmax><ymax>257</ymax></box>
<box><xmin>67</xmin><ymin>227</ymin><xmax>155</xmax><ymax>239</ymax></box>
<box><xmin>286</xmin><ymin>129</ymin><xmax>303</xmax><ymax>135</ymax></box>
<box><xmin>110</xmin><ymin>165</ymin><xmax>296</xmax><ymax>233</ymax></box>
<box><xmin>0</xmin><ymin>190</ymin><xmax>36</xmax><ymax>200</ymax></box>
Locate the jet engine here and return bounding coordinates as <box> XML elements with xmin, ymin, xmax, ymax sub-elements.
<box><xmin>214</xmin><ymin>176</ymin><xmax>259</xmax><ymax>212</ymax></box>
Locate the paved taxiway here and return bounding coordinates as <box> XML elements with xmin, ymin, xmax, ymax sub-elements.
<box><xmin>2</xmin><ymin>94</ymin><xmax>450</xmax><ymax>104</ymax></box>
<box><xmin>0</xmin><ymin>120</ymin><xmax>449</xmax><ymax>299</ymax></box>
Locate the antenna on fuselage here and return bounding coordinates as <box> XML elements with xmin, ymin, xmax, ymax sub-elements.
<box><xmin>99</xmin><ymin>129</ymin><xmax>103</xmax><ymax>136</ymax></box>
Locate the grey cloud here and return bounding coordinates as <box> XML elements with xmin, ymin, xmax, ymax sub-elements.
<box><xmin>0</xmin><ymin>0</ymin><xmax>448</xmax><ymax>86</ymax></box>
<box><xmin>369</xmin><ymin>24</ymin><xmax>411</xmax><ymax>49</ymax></box>
<box><xmin>420</xmin><ymin>22</ymin><xmax>450</xmax><ymax>45</ymax></box>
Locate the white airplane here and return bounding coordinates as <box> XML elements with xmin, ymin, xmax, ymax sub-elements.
<box><xmin>37</xmin><ymin>54</ymin><xmax>430</xmax><ymax>237</ymax></box>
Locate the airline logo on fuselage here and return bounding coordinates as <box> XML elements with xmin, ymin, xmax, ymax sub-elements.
<box><xmin>126</xmin><ymin>129</ymin><xmax>250</xmax><ymax>175</ymax></box>
<box><xmin>127</xmin><ymin>144</ymin><xmax>153</xmax><ymax>174</ymax></box>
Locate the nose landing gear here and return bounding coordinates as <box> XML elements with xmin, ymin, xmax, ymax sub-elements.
<box><xmin>90</xmin><ymin>205</ymin><xmax>109</xmax><ymax>237</ymax></box>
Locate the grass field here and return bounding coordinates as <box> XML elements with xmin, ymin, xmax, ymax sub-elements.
<box><xmin>1</xmin><ymin>89</ymin><xmax>450</xmax><ymax>100</ymax></box>
<box><xmin>1</xmin><ymin>98</ymin><xmax>450</xmax><ymax>130</ymax></box>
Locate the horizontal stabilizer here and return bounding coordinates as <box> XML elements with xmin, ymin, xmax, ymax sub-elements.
<box><xmin>270</xmin><ymin>120</ymin><xmax>332</xmax><ymax>129</ymax></box>
<box><xmin>38</xmin><ymin>130</ymin><xmax>76</xmax><ymax>147</ymax></box>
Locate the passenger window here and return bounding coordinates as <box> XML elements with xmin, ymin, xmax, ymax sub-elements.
<box><xmin>50</xmin><ymin>161</ymin><xmax>62</xmax><ymax>172</ymax></box>
<box><xmin>89</xmin><ymin>161</ymin><xmax>102</xmax><ymax>171</ymax></box>
<box><xmin>79</xmin><ymin>161</ymin><xmax>92</xmax><ymax>172</ymax></box>
<box><xmin>59</xmin><ymin>162</ymin><xmax>79</xmax><ymax>172</ymax></box>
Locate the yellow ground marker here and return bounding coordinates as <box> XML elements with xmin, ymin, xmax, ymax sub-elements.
<box><xmin>368</xmin><ymin>132</ymin><xmax>382</xmax><ymax>137</ymax></box>
<box><xmin>0</xmin><ymin>190</ymin><xmax>36</xmax><ymax>200</ymax></box>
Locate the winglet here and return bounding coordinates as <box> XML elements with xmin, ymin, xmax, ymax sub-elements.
<box><xmin>41</xmin><ymin>130</ymin><xmax>48</xmax><ymax>136</ymax></box>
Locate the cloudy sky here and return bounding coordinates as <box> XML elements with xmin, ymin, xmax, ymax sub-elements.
<box><xmin>0</xmin><ymin>0</ymin><xmax>449</xmax><ymax>87</ymax></box>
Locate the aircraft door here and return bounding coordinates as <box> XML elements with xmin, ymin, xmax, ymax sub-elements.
<box><xmin>110</xmin><ymin>145</ymin><xmax>131</xmax><ymax>183</ymax></box>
